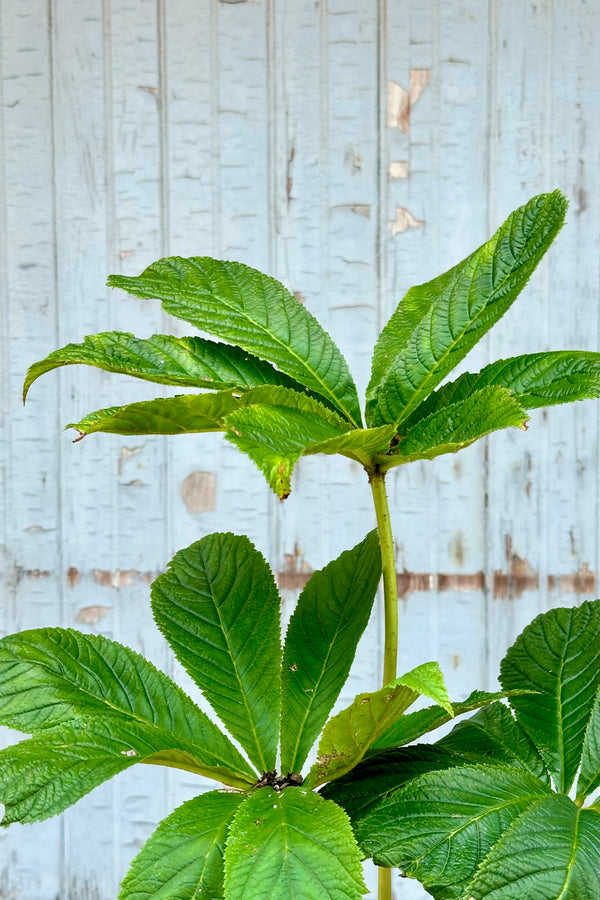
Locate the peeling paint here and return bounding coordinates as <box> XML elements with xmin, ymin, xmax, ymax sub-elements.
<box><xmin>76</xmin><ymin>605</ymin><xmax>111</xmax><ymax>624</ymax></box>
<box><xmin>67</xmin><ymin>566</ymin><xmax>80</xmax><ymax>588</ymax></box>
<box><xmin>293</xmin><ymin>290</ymin><xmax>306</xmax><ymax>305</ymax></box>
<box><xmin>118</xmin><ymin>445</ymin><xmax>142</xmax><ymax>474</ymax></box>
<box><xmin>286</xmin><ymin>146</ymin><xmax>295</xmax><ymax>203</ymax></box>
<box><xmin>388</xmin><ymin>160</ymin><xmax>410</xmax><ymax>179</ymax></box>
<box><xmin>409</xmin><ymin>68</ymin><xmax>431</xmax><ymax>105</ymax></box>
<box><xmin>387</xmin><ymin>69</ymin><xmax>430</xmax><ymax>133</ymax></box>
<box><xmin>387</xmin><ymin>81</ymin><xmax>410</xmax><ymax>132</ymax></box>
<box><xmin>181</xmin><ymin>471</ymin><xmax>216</xmax><ymax>513</ymax></box>
<box><xmin>351</xmin><ymin>204</ymin><xmax>371</xmax><ymax>218</ymax></box>
<box><xmin>118</xmin><ymin>249</ymin><xmax>135</xmax><ymax>261</ymax></box>
<box><xmin>93</xmin><ymin>569</ymin><xmax>153</xmax><ymax>588</ymax></box>
<box><xmin>389</xmin><ymin>207</ymin><xmax>425</xmax><ymax>235</ymax></box>
<box><xmin>138</xmin><ymin>84</ymin><xmax>158</xmax><ymax>97</ymax></box>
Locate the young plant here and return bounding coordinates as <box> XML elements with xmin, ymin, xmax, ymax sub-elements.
<box><xmin>2</xmin><ymin>189</ymin><xmax>598</xmax><ymax>898</ymax></box>
<box><xmin>324</xmin><ymin>599</ymin><xmax>600</xmax><ymax>900</ymax></box>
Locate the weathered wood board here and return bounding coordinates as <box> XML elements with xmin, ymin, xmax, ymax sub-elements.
<box><xmin>1</xmin><ymin>1</ymin><xmax>598</xmax><ymax>897</ymax></box>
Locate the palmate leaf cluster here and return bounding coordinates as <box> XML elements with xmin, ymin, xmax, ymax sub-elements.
<box><xmin>23</xmin><ymin>190</ymin><xmax>599</xmax><ymax>496</ymax></box>
<box><xmin>6</xmin><ymin>190</ymin><xmax>599</xmax><ymax>898</ymax></box>
<box><xmin>323</xmin><ymin>600</ymin><xmax>600</xmax><ymax>900</ymax></box>
<box><xmin>0</xmin><ymin>530</ymin><xmax>464</xmax><ymax>898</ymax></box>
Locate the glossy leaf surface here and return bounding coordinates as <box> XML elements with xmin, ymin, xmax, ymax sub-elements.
<box><xmin>387</xmin><ymin>386</ymin><xmax>528</xmax><ymax>467</ymax></box>
<box><xmin>367</xmin><ymin>191</ymin><xmax>567</xmax><ymax>428</ymax></box>
<box><xmin>500</xmin><ymin>599</ymin><xmax>600</xmax><ymax>792</ymax></box>
<box><xmin>280</xmin><ymin>531</ymin><xmax>382</xmax><ymax>774</ymax></box>
<box><xmin>151</xmin><ymin>533</ymin><xmax>281</xmax><ymax>772</ymax></box>
<box><xmin>466</xmin><ymin>797</ymin><xmax>600</xmax><ymax>900</ymax></box>
<box><xmin>308</xmin><ymin>662</ymin><xmax>452</xmax><ymax>786</ymax></box>
<box><xmin>24</xmin><ymin>332</ymin><xmax>312</xmax><ymax>399</ymax></box>
<box><xmin>402</xmin><ymin>350</ymin><xmax>600</xmax><ymax>430</ymax></box>
<box><xmin>0</xmin><ymin>628</ymin><xmax>256</xmax><ymax>787</ymax></box>
<box><xmin>120</xmin><ymin>790</ymin><xmax>244</xmax><ymax>900</ymax></box>
<box><xmin>224</xmin><ymin>787</ymin><xmax>366</xmax><ymax>899</ymax></box>
<box><xmin>225</xmin><ymin>386</ymin><xmax>348</xmax><ymax>497</ymax></box>
<box><xmin>67</xmin><ymin>391</ymin><xmax>238</xmax><ymax>439</ymax></box>
<box><xmin>108</xmin><ymin>257</ymin><xmax>362</xmax><ymax>426</ymax></box>
<box><xmin>356</xmin><ymin>765</ymin><xmax>551</xmax><ymax>898</ymax></box>
<box><xmin>436</xmin><ymin>701</ymin><xmax>548</xmax><ymax>780</ymax></box>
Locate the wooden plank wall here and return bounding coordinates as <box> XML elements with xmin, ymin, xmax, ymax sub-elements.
<box><xmin>1</xmin><ymin>1</ymin><xmax>598</xmax><ymax>897</ymax></box>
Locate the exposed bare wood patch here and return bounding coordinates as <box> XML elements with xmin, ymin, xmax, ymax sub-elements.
<box><xmin>409</xmin><ymin>68</ymin><xmax>431</xmax><ymax>106</ymax></box>
<box><xmin>118</xmin><ymin>445</ymin><xmax>142</xmax><ymax>474</ymax></box>
<box><xmin>286</xmin><ymin>146</ymin><xmax>295</xmax><ymax>203</ymax></box>
<box><xmin>351</xmin><ymin>204</ymin><xmax>371</xmax><ymax>218</ymax></box>
<box><xmin>388</xmin><ymin>160</ymin><xmax>410</xmax><ymax>179</ymax></box>
<box><xmin>76</xmin><ymin>605</ymin><xmax>111</xmax><ymax>624</ymax></box>
<box><xmin>293</xmin><ymin>290</ymin><xmax>306</xmax><ymax>305</ymax></box>
<box><xmin>387</xmin><ymin>81</ymin><xmax>410</xmax><ymax>132</ymax></box>
<box><xmin>138</xmin><ymin>84</ymin><xmax>158</xmax><ymax>97</ymax></box>
<box><xmin>118</xmin><ymin>249</ymin><xmax>135</xmax><ymax>260</ymax></box>
<box><xmin>389</xmin><ymin>207</ymin><xmax>425</xmax><ymax>235</ymax></box>
<box><xmin>93</xmin><ymin>569</ymin><xmax>153</xmax><ymax>588</ymax></box>
<box><xmin>181</xmin><ymin>471</ymin><xmax>216</xmax><ymax>513</ymax></box>
<box><xmin>387</xmin><ymin>69</ymin><xmax>431</xmax><ymax>133</ymax></box>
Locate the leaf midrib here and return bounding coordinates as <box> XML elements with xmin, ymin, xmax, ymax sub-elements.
<box><xmin>376</xmin><ymin>210</ymin><xmax>554</xmax><ymax>428</ymax></box>
<box><xmin>159</xmin><ymin>266</ymin><xmax>361</xmax><ymax>428</ymax></box>
<box><xmin>183</xmin><ymin>549</ymin><xmax>274</xmax><ymax>772</ymax></box>
<box><xmin>3</xmin><ymin>647</ymin><xmax>247</xmax><ymax>777</ymax></box>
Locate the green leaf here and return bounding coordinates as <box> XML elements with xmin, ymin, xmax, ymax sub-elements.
<box><xmin>119</xmin><ymin>790</ymin><xmax>245</xmax><ymax>900</ymax></box>
<box><xmin>224</xmin><ymin>787</ymin><xmax>367</xmax><ymax>899</ymax></box>
<box><xmin>108</xmin><ymin>257</ymin><xmax>362</xmax><ymax>427</ymax></box>
<box><xmin>0</xmin><ymin>628</ymin><xmax>256</xmax><ymax>788</ymax></box>
<box><xmin>320</xmin><ymin>744</ymin><xmax>464</xmax><ymax>825</ymax></box>
<box><xmin>280</xmin><ymin>531</ymin><xmax>382</xmax><ymax>775</ymax></box>
<box><xmin>465</xmin><ymin>797</ymin><xmax>600</xmax><ymax>900</ymax></box>
<box><xmin>436</xmin><ymin>702</ymin><xmax>548</xmax><ymax>781</ymax></box>
<box><xmin>577</xmin><ymin>686</ymin><xmax>600</xmax><ymax>801</ymax></box>
<box><xmin>0</xmin><ymin>722</ymin><xmax>137</xmax><ymax>824</ymax></box>
<box><xmin>151</xmin><ymin>533</ymin><xmax>281</xmax><ymax>772</ymax></box>
<box><xmin>500</xmin><ymin>599</ymin><xmax>600</xmax><ymax>793</ymax></box>
<box><xmin>372</xmin><ymin>690</ymin><xmax>513</xmax><ymax>751</ymax></box>
<box><xmin>356</xmin><ymin>765</ymin><xmax>551</xmax><ymax>898</ymax></box>
<box><xmin>307</xmin><ymin>661</ymin><xmax>452</xmax><ymax>786</ymax></box>
<box><xmin>68</xmin><ymin>391</ymin><xmax>239</xmax><ymax>439</ymax></box>
<box><xmin>386</xmin><ymin>387</ymin><xmax>528</xmax><ymax>467</ymax></box>
<box><xmin>402</xmin><ymin>351</ymin><xmax>600</xmax><ymax>431</ymax></box>
<box><xmin>367</xmin><ymin>191</ymin><xmax>568</xmax><ymax>428</ymax></box>
<box><xmin>23</xmin><ymin>332</ymin><xmax>317</xmax><ymax>401</ymax></box>
<box><xmin>225</xmin><ymin>387</ymin><xmax>349</xmax><ymax>498</ymax></box>
<box><xmin>303</xmin><ymin>425</ymin><xmax>396</xmax><ymax>463</ymax></box>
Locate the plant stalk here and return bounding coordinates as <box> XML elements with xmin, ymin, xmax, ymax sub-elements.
<box><xmin>369</xmin><ymin>469</ymin><xmax>398</xmax><ymax>686</ymax></box>
<box><xmin>369</xmin><ymin>468</ymin><xmax>398</xmax><ymax>900</ymax></box>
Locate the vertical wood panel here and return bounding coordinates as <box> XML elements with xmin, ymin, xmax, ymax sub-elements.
<box><xmin>1</xmin><ymin>2</ymin><xmax>598</xmax><ymax>898</ymax></box>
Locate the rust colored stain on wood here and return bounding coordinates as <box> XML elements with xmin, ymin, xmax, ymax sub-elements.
<box><xmin>548</xmin><ymin>563</ymin><xmax>597</xmax><ymax>595</ymax></box>
<box><xmin>93</xmin><ymin>569</ymin><xmax>153</xmax><ymax>588</ymax></box>
<box><xmin>397</xmin><ymin>570</ymin><xmax>485</xmax><ymax>598</ymax></box>
<box><xmin>67</xmin><ymin>566</ymin><xmax>80</xmax><ymax>588</ymax></box>
<box><xmin>278</xmin><ymin>547</ymin><xmax>313</xmax><ymax>591</ymax></box>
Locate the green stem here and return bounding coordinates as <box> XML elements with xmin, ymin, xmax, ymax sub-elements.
<box><xmin>369</xmin><ymin>469</ymin><xmax>398</xmax><ymax>686</ymax></box>
<box><xmin>369</xmin><ymin>468</ymin><xmax>398</xmax><ymax>900</ymax></box>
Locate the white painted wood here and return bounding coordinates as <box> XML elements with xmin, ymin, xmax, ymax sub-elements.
<box><xmin>0</xmin><ymin>2</ymin><xmax>598</xmax><ymax>898</ymax></box>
